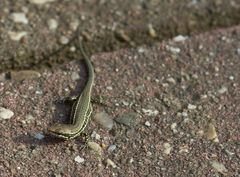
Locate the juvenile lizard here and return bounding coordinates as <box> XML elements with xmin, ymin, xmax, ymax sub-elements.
<box><xmin>47</xmin><ymin>38</ymin><xmax>95</xmax><ymax>139</ymax></box>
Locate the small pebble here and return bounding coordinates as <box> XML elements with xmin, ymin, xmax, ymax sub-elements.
<box><xmin>201</xmin><ymin>94</ymin><xmax>208</xmax><ymax>99</ymax></box>
<box><xmin>107</xmin><ymin>145</ymin><xmax>117</xmax><ymax>153</ymax></box>
<box><xmin>88</xmin><ymin>141</ymin><xmax>102</xmax><ymax>156</ymax></box>
<box><xmin>91</xmin><ymin>131</ymin><xmax>101</xmax><ymax>140</ymax></box>
<box><xmin>224</xmin><ymin>149</ymin><xmax>234</xmax><ymax>156</ymax></box>
<box><xmin>74</xmin><ymin>156</ymin><xmax>85</xmax><ymax>163</ymax></box>
<box><xmin>179</xmin><ymin>145</ymin><xmax>189</xmax><ymax>153</ymax></box>
<box><xmin>106</xmin><ymin>158</ymin><xmax>117</xmax><ymax>168</ymax></box>
<box><xmin>187</xmin><ymin>104</ymin><xmax>197</xmax><ymax>110</ymax></box>
<box><xmin>129</xmin><ymin>158</ymin><xmax>134</xmax><ymax>163</ymax></box>
<box><xmin>181</xmin><ymin>112</ymin><xmax>188</xmax><ymax>117</ymax></box>
<box><xmin>122</xmin><ymin>100</ymin><xmax>129</xmax><ymax>106</ymax></box>
<box><xmin>70</xmin><ymin>19</ymin><xmax>79</xmax><ymax>30</ymax></box>
<box><xmin>60</xmin><ymin>36</ymin><xmax>69</xmax><ymax>45</ymax></box>
<box><xmin>48</xmin><ymin>19</ymin><xmax>58</xmax><ymax>30</ymax></box>
<box><xmin>115</xmin><ymin>30</ymin><xmax>132</xmax><ymax>44</ymax></box>
<box><xmin>166</xmin><ymin>77</ymin><xmax>176</xmax><ymax>84</ymax></box>
<box><xmin>163</xmin><ymin>143</ymin><xmax>172</xmax><ymax>155</ymax></box>
<box><xmin>0</xmin><ymin>107</ymin><xmax>14</xmax><ymax>120</ymax></box>
<box><xmin>218</xmin><ymin>86</ymin><xmax>228</xmax><ymax>94</ymax></box>
<box><xmin>229</xmin><ymin>76</ymin><xmax>234</xmax><ymax>80</ymax></box>
<box><xmin>115</xmin><ymin>112</ymin><xmax>140</xmax><ymax>127</ymax></box>
<box><xmin>0</xmin><ymin>73</ymin><xmax>6</xmax><ymax>81</ymax></box>
<box><xmin>166</xmin><ymin>45</ymin><xmax>181</xmax><ymax>54</ymax></box>
<box><xmin>106</xmin><ymin>86</ymin><xmax>113</xmax><ymax>90</ymax></box>
<box><xmin>30</xmin><ymin>0</ymin><xmax>56</xmax><ymax>5</ymax></box>
<box><xmin>206</xmin><ymin>123</ymin><xmax>218</xmax><ymax>140</ymax></box>
<box><xmin>170</xmin><ymin>123</ymin><xmax>177</xmax><ymax>133</ymax></box>
<box><xmin>11</xmin><ymin>13</ymin><xmax>28</xmax><ymax>24</ymax></box>
<box><xmin>25</xmin><ymin>114</ymin><xmax>35</xmax><ymax>124</ymax></box>
<box><xmin>210</xmin><ymin>161</ymin><xmax>228</xmax><ymax>175</ymax></box>
<box><xmin>8</xmin><ymin>31</ymin><xmax>27</xmax><ymax>41</ymax></box>
<box><xmin>94</xmin><ymin>111</ymin><xmax>113</xmax><ymax>130</ymax></box>
<box><xmin>70</xmin><ymin>46</ymin><xmax>76</xmax><ymax>52</ymax></box>
<box><xmin>237</xmin><ymin>48</ymin><xmax>240</xmax><ymax>55</ymax></box>
<box><xmin>145</xmin><ymin>121</ymin><xmax>151</xmax><ymax>127</ymax></box>
<box><xmin>148</xmin><ymin>24</ymin><xmax>157</xmax><ymax>38</ymax></box>
<box><xmin>197</xmin><ymin>130</ymin><xmax>204</xmax><ymax>136</ymax></box>
<box><xmin>146</xmin><ymin>151</ymin><xmax>152</xmax><ymax>156</ymax></box>
<box><xmin>71</xmin><ymin>72</ymin><xmax>80</xmax><ymax>81</ymax></box>
<box><xmin>138</xmin><ymin>47</ymin><xmax>145</xmax><ymax>53</ymax></box>
<box><xmin>142</xmin><ymin>108</ymin><xmax>159</xmax><ymax>116</ymax></box>
<box><xmin>10</xmin><ymin>70</ymin><xmax>41</xmax><ymax>81</ymax></box>
<box><xmin>52</xmin><ymin>173</ymin><xmax>61</xmax><ymax>177</ymax></box>
<box><xmin>34</xmin><ymin>132</ymin><xmax>45</xmax><ymax>140</ymax></box>
<box><xmin>95</xmin><ymin>67</ymin><xmax>101</xmax><ymax>73</ymax></box>
<box><xmin>173</xmin><ymin>35</ymin><xmax>188</xmax><ymax>42</ymax></box>
<box><xmin>192</xmin><ymin>74</ymin><xmax>198</xmax><ymax>79</ymax></box>
<box><xmin>35</xmin><ymin>90</ymin><xmax>43</xmax><ymax>95</ymax></box>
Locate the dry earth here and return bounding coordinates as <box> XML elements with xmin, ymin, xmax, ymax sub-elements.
<box><xmin>0</xmin><ymin>25</ymin><xmax>239</xmax><ymax>176</ymax></box>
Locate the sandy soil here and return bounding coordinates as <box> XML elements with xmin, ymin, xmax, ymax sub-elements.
<box><xmin>0</xmin><ymin>25</ymin><xmax>239</xmax><ymax>176</ymax></box>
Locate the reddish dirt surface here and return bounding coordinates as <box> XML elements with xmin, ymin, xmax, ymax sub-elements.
<box><xmin>0</xmin><ymin>25</ymin><xmax>239</xmax><ymax>176</ymax></box>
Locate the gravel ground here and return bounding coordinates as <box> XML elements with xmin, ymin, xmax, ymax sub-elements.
<box><xmin>0</xmin><ymin>0</ymin><xmax>240</xmax><ymax>71</ymax></box>
<box><xmin>0</xmin><ymin>25</ymin><xmax>239</xmax><ymax>176</ymax></box>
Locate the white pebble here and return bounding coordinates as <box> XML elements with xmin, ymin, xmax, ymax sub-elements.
<box><xmin>74</xmin><ymin>156</ymin><xmax>85</xmax><ymax>163</ymax></box>
<box><xmin>71</xmin><ymin>72</ymin><xmax>80</xmax><ymax>81</ymax></box>
<box><xmin>106</xmin><ymin>158</ymin><xmax>117</xmax><ymax>168</ymax></box>
<box><xmin>167</xmin><ymin>45</ymin><xmax>181</xmax><ymax>54</ymax></box>
<box><xmin>95</xmin><ymin>133</ymin><xmax>101</xmax><ymax>140</ymax></box>
<box><xmin>8</xmin><ymin>31</ymin><xmax>27</xmax><ymax>41</ymax></box>
<box><xmin>218</xmin><ymin>86</ymin><xmax>228</xmax><ymax>94</ymax></box>
<box><xmin>11</xmin><ymin>13</ymin><xmax>28</xmax><ymax>24</ymax></box>
<box><xmin>122</xmin><ymin>100</ymin><xmax>129</xmax><ymax>106</ymax></box>
<box><xmin>35</xmin><ymin>90</ymin><xmax>43</xmax><ymax>95</ymax></box>
<box><xmin>48</xmin><ymin>19</ymin><xmax>58</xmax><ymax>30</ymax></box>
<box><xmin>166</xmin><ymin>77</ymin><xmax>176</xmax><ymax>84</ymax></box>
<box><xmin>138</xmin><ymin>47</ymin><xmax>145</xmax><ymax>53</ymax></box>
<box><xmin>106</xmin><ymin>86</ymin><xmax>113</xmax><ymax>90</ymax></box>
<box><xmin>129</xmin><ymin>158</ymin><xmax>134</xmax><ymax>163</ymax></box>
<box><xmin>145</xmin><ymin>121</ymin><xmax>151</xmax><ymax>127</ymax></box>
<box><xmin>229</xmin><ymin>76</ymin><xmax>234</xmax><ymax>80</ymax></box>
<box><xmin>142</xmin><ymin>108</ymin><xmax>159</xmax><ymax>116</ymax></box>
<box><xmin>182</xmin><ymin>112</ymin><xmax>188</xmax><ymax>117</ymax></box>
<box><xmin>0</xmin><ymin>107</ymin><xmax>14</xmax><ymax>120</ymax></box>
<box><xmin>187</xmin><ymin>104</ymin><xmax>197</xmax><ymax>110</ymax></box>
<box><xmin>173</xmin><ymin>35</ymin><xmax>188</xmax><ymax>42</ymax></box>
<box><xmin>170</xmin><ymin>123</ymin><xmax>177</xmax><ymax>133</ymax></box>
<box><xmin>30</xmin><ymin>0</ymin><xmax>56</xmax><ymax>5</ymax></box>
<box><xmin>163</xmin><ymin>143</ymin><xmax>172</xmax><ymax>155</ymax></box>
<box><xmin>60</xmin><ymin>36</ymin><xmax>69</xmax><ymax>45</ymax></box>
<box><xmin>70</xmin><ymin>46</ymin><xmax>76</xmax><ymax>52</ymax></box>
